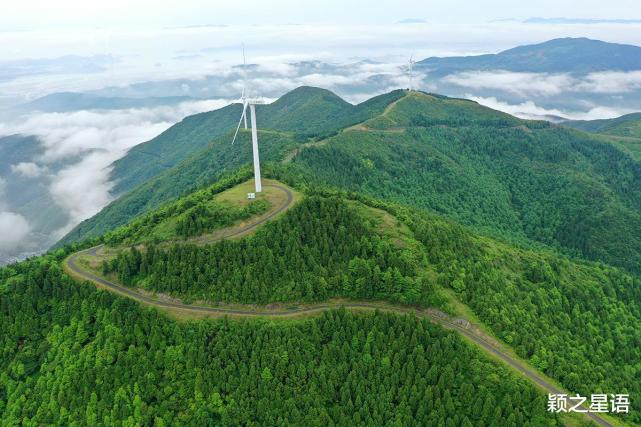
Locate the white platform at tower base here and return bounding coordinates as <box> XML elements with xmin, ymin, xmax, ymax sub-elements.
<box><xmin>247</xmin><ymin>192</ymin><xmax>256</xmax><ymax>200</ymax></box>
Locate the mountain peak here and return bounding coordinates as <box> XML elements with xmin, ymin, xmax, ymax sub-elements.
<box><xmin>271</xmin><ymin>86</ymin><xmax>349</xmax><ymax>108</ymax></box>
<box><xmin>419</xmin><ymin>37</ymin><xmax>641</xmax><ymax>74</ymax></box>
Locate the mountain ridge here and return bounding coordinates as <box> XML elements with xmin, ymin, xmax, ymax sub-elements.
<box><xmin>109</xmin><ymin>87</ymin><xmax>407</xmax><ymax>196</ymax></box>
<box><xmin>59</xmin><ymin>87</ymin><xmax>641</xmax><ymax>279</ymax></box>
<box><xmin>418</xmin><ymin>37</ymin><xmax>641</xmax><ymax>75</ymax></box>
<box><xmin>60</xmin><ymin>88</ymin><xmax>529</xmax><ymax>245</ymax></box>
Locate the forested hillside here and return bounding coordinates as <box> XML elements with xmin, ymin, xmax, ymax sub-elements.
<box><xmin>284</xmin><ymin>92</ymin><xmax>641</xmax><ymax>274</ymax></box>
<box><xmin>563</xmin><ymin>112</ymin><xmax>641</xmax><ymax>137</ymax></box>
<box><xmin>563</xmin><ymin>113</ymin><xmax>641</xmax><ymax>160</ymax></box>
<box><xmin>61</xmin><ymin>90</ymin><xmax>641</xmax><ymax>278</ymax></box>
<box><xmin>405</xmin><ymin>207</ymin><xmax>641</xmax><ymax>422</ymax></box>
<box><xmin>59</xmin><ymin>141</ymin><xmax>291</xmax><ymax>244</ymax></box>
<box><xmin>86</xmin><ymin>179</ymin><xmax>641</xmax><ymax>423</ymax></box>
<box><xmin>44</xmin><ymin>87</ymin><xmax>641</xmax><ymax>424</ymax></box>
<box><xmin>59</xmin><ymin>89</ymin><xmax>407</xmax><ymax>246</ymax></box>
<box><xmin>0</xmin><ymin>252</ymin><xmax>559</xmax><ymax>426</ymax></box>
<box><xmin>102</xmin><ymin>175</ymin><xmax>270</xmax><ymax>245</ymax></box>
<box><xmin>109</xmin><ymin>87</ymin><xmax>406</xmax><ymax>196</ymax></box>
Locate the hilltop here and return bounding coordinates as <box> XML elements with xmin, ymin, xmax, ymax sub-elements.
<box><xmin>563</xmin><ymin>112</ymin><xmax>641</xmax><ymax>135</ymax></box>
<box><xmin>562</xmin><ymin>112</ymin><xmax>641</xmax><ymax>160</ymax></box>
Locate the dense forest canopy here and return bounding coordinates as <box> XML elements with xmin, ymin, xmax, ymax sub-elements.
<box><xmin>61</xmin><ymin>90</ymin><xmax>641</xmax><ymax>280</ymax></box>
<box><xmin>5</xmin><ymin>87</ymin><xmax>641</xmax><ymax>425</ymax></box>
<box><xmin>102</xmin><ymin>196</ymin><xmax>445</xmax><ymax>308</ymax></box>
<box><xmin>0</xmin><ymin>252</ymin><xmax>559</xmax><ymax>426</ymax></box>
<box><xmin>93</xmin><ymin>180</ymin><xmax>641</xmax><ymax>423</ymax></box>
<box><xmin>284</xmin><ymin>94</ymin><xmax>641</xmax><ymax>274</ymax></box>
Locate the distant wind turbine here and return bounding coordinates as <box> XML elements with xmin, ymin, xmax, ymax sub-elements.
<box><xmin>241</xmin><ymin>43</ymin><xmax>248</xmax><ymax>130</ymax></box>
<box><xmin>231</xmin><ymin>44</ymin><xmax>265</xmax><ymax>195</ymax></box>
<box><xmin>408</xmin><ymin>54</ymin><xmax>416</xmax><ymax>91</ymax></box>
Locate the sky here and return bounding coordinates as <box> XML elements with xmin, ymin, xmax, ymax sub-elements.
<box><xmin>2</xmin><ymin>0</ymin><xmax>640</xmax><ymax>29</ymax></box>
<box><xmin>1</xmin><ymin>0</ymin><xmax>641</xmax><ymax>263</ymax></box>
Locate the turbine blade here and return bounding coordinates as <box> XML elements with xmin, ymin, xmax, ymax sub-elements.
<box><xmin>231</xmin><ymin>103</ymin><xmax>248</xmax><ymax>145</ymax></box>
<box><xmin>241</xmin><ymin>43</ymin><xmax>247</xmax><ymax>101</ymax></box>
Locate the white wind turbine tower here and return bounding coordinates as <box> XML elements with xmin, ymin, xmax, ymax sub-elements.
<box><xmin>407</xmin><ymin>54</ymin><xmax>416</xmax><ymax>92</ymax></box>
<box><xmin>408</xmin><ymin>54</ymin><xmax>416</xmax><ymax>91</ymax></box>
<box><xmin>231</xmin><ymin>45</ymin><xmax>265</xmax><ymax>195</ymax></box>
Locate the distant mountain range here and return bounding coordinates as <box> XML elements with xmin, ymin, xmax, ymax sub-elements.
<box><xmin>523</xmin><ymin>17</ymin><xmax>641</xmax><ymax>25</ymax></box>
<box><xmin>419</xmin><ymin>37</ymin><xmax>641</xmax><ymax>75</ymax></box>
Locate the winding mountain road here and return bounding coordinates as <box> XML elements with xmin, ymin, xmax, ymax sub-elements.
<box><xmin>64</xmin><ymin>182</ymin><xmax>614</xmax><ymax>427</ymax></box>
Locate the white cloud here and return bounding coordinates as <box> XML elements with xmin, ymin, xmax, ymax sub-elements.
<box><xmin>1</xmin><ymin>98</ymin><xmax>231</xmax><ymax>241</ymax></box>
<box><xmin>11</xmin><ymin>162</ymin><xmax>47</xmax><ymax>178</ymax></box>
<box><xmin>0</xmin><ymin>212</ymin><xmax>31</xmax><ymax>249</ymax></box>
<box><xmin>577</xmin><ymin>71</ymin><xmax>641</xmax><ymax>93</ymax></box>
<box><xmin>299</xmin><ymin>73</ymin><xmax>361</xmax><ymax>88</ymax></box>
<box><xmin>6</xmin><ymin>99</ymin><xmax>230</xmax><ymax>162</ymax></box>
<box><xmin>257</xmin><ymin>62</ymin><xmax>298</xmax><ymax>76</ymax></box>
<box><xmin>445</xmin><ymin>70</ymin><xmax>641</xmax><ymax>97</ymax></box>
<box><xmin>468</xmin><ymin>95</ymin><xmax>634</xmax><ymax>121</ymax></box>
<box><xmin>49</xmin><ymin>150</ymin><xmax>119</xmax><ymax>233</ymax></box>
<box><xmin>444</xmin><ymin>71</ymin><xmax>575</xmax><ymax>97</ymax></box>
<box><xmin>0</xmin><ymin>177</ymin><xmax>7</xmax><ymax>209</ymax></box>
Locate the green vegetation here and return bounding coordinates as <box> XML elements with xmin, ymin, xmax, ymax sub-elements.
<box><xmin>110</xmin><ymin>87</ymin><xmax>406</xmax><ymax>196</ymax></box>
<box><xmin>563</xmin><ymin>113</ymin><xmax>641</xmax><ymax>137</ymax></box>
<box><xmin>103</xmin><ymin>196</ymin><xmax>445</xmax><ymax>308</ymax></box>
<box><xmin>58</xmin><ymin>88</ymin><xmax>407</xmax><ymax>246</ymax></box>
<box><xmin>91</xmin><ymin>176</ymin><xmax>641</xmax><ymax>422</ymax></box>
<box><xmin>563</xmin><ymin>113</ymin><xmax>641</xmax><ymax>160</ymax></box>
<box><xmin>374</xmin><ymin>92</ymin><xmax>520</xmax><ymax>128</ymax></box>
<box><xmin>63</xmin><ymin>90</ymin><xmax>641</xmax><ymax>278</ymax></box>
<box><xmin>283</xmin><ymin>93</ymin><xmax>641</xmax><ymax>274</ymax></box>
<box><xmin>0</xmin><ymin>253</ymin><xmax>559</xmax><ymax>426</ymax></box>
<box><xmin>403</xmin><ymin>208</ymin><xmax>641</xmax><ymax>423</ymax></box>
<box><xmin>40</xmin><ymin>87</ymin><xmax>641</xmax><ymax>424</ymax></box>
<box><xmin>103</xmin><ymin>178</ymin><xmax>270</xmax><ymax>245</ymax></box>
<box><xmin>59</xmin><ymin>148</ymin><xmax>285</xmax><ymax>245</ymax></box>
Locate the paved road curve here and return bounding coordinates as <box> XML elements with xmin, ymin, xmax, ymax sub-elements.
<box><xmin>65</xmin><ymin>183</ymin><xmax>614</xmax><ymax>427</ymax></box>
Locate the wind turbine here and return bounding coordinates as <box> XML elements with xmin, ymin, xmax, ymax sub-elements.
<box><xmin>231</xmin><ymin>45</ymin><xmax>264</xmax><ymax>195</ymax></box>
<box><xmin>408</xmin><ymin>54</ymin><xmax>415</xmax><ymax>92</ymax></box>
